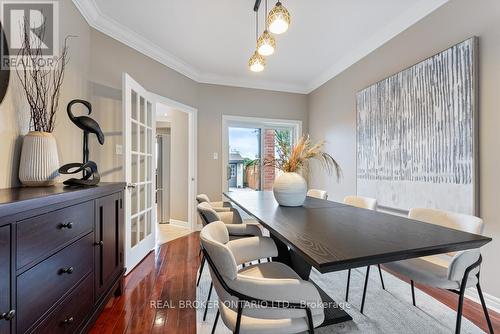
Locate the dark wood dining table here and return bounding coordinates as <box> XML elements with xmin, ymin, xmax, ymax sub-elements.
<box><xmin>223</xmin><ymin>191</ymin><xmax>492</xmax><ymax>327</ymax></box>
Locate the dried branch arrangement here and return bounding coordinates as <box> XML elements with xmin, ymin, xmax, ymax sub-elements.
<box><xmin>265</xmin><ymin>132</ymin><xmax>342</xmax><ymax>179</ymax></box>
<box><xmin>15</xmin><ymin>24</ymin><xmax>71</xmax><ymax>132</ymax></box>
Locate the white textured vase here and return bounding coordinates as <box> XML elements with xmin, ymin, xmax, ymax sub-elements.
<box><xmin>19</xmin><ymin>131</ymin><xmax>60</xmax><ymax>186</ymax></box>
<box><xmin>273</xmin><ymin>172</ymin><xmax>307</xmax><ymax>207</ymax></box>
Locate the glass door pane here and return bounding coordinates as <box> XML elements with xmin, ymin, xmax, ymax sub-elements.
<box><xmin>228</xmin><ymin>127</ymin><xmax>261</xmax><ymax>191</ymax></box>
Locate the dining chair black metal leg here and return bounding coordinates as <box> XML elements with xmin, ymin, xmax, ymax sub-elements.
<box><xmin>197</xmin><ymin>255</ymin><xmax>205</xmax><ymax>287</ymax></box>
<box><xmin>345</xmin><ymin>269</ymin><xmax>351</xmax><ymax>302</ymax></box>
<box><xmin>306</xmin><ymin>307</ymin><xmax>315</xmax><ymax>334</ymax></box>
<box><xmin>211</xmin><ymin>309</ymin><xmax>219</xmax><ymax>334</ymax></box>
<box><xmin>360</xmin><ymin>265</ymin><xmax>370</xmax><ymax>314</ymax></box>
<box><xmin>235</xmin><ymin>301</ymin><xmax>243</xmax><ymax>334</ymax></box>
<box><xmin>203</xmin><ymin>282</ymin><xmax>213</xmax><ymax>321</ymax></box>
<box><xmin>411</xmin><ymin>280</ymin><xmax>416</xmax><ymax>306</ymax></box>
<box><xmin>476</xmin><ymin>281</ymin><xmax>494</xmax><ymax>334</ymax></box>
<box><xmin>455</xmin><ymin>284</ymin><xmax>466</xmax><ymax>334</ymax></box>
<box><xmin>377</xmin><ymin>264</ymin><xmax>385</xmax><ymax>290</ymax></box>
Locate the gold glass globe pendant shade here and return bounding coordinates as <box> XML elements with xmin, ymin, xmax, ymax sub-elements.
<box><xmin>249</xmin><ymin>51</ymin><xmax>265</xmax><ymax>72</ymax></box>
<box><xmin>267</xmin><ymin>1</ymin><xmax>291</xmax><ymax>34</ymax></box>
<box><xmin>257</xmin><ymin>30</ymin><xmax>276</xmax><ymax>56</ymax></box>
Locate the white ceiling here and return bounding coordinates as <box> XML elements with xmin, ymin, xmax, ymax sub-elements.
<box><xmin>73</xmin><ymin>0</ymin><xmax>448</xmax><ymax>93</ymax></box>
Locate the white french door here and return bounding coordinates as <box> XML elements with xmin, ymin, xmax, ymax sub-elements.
<box><xmin>122</xmin><ymin>73</ymin><xmax>156</xmax><ymax>274</ymax></box>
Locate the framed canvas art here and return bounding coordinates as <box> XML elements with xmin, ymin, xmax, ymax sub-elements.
<box><xmin>356</xmin><ymin>37</ymin><xmax>478</xmax><ymax>215</ymax></box>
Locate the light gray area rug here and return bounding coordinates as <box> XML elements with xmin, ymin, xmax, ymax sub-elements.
<box><xmin>196</xmin><ymin>264</ymin><xmax>484</xmax><ymax>333</ymax></box>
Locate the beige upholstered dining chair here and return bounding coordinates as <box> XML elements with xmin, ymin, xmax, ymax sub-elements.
<box><xmin>307</xmin><ymin>189</ymin><xmax>328</xmax><ymax>200</ymax></box>
<box><xmin>196</xmin><ymin>193</ymin><xmax>233</xmax><ymax>211</ymax></box>
<box><xmin>384</xmin><ymin>208</ymin><xmax>493</xmax><ymax>334</ymax></box>
<box><xmin>343</xmin><ymin>195</ymin><xmax>383</xmax><ymax>313</ymax></box>
<box><xmin>200</xmin><ymin>221</ymin><xmax>325</xmax><ymax>334</ymax></box>
<box><xmin>343</xmin><ymin>195</ymin><xmax>377</xmax><ymax>210</ymax></box>
<box><xmin>196</xmin><ymin>202</ymin><xmax>267</xmax><ymax>321</ymax></box>
<box><xmin>197</xmin><ymin>202</ymin><xmax>262</xmax><ymax>238</ymax></box>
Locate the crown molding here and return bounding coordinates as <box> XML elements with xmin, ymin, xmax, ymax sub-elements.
<box><xmin>73</xmin><ymin>0</ymin><xmax>201</xmax><ymax>82</ymax></box>
<box><xmin>73</xmin><ymin>0</ymin><xmax>448</xmax><ymax>95</ymax></box>
<box><xmin>198</xmin><ymin>73</ymin><xmax>307</xmax><ymax>94</ymax></box>
<box><xmin>305</xmin><ymin>0</ymin><xmax>449</xmax><ymax>93</ymax></box>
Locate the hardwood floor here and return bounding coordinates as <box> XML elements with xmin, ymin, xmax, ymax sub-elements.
<box><xmin>91</xmin><ymin>232</ymin><xmax>499</xmax><ymax>333</ymax></box>
<box><xmin>383</xmin><ymin>266</ymin><xmax>500</xmax><ymax>333</ymax></box>
<box><xmin>90</xmin><ymin>232</ymin><xmax>200</xmax><ymax>334</ymax></box>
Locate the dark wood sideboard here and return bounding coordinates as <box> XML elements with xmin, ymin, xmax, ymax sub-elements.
<box><xmin>0</xmin><ymin>182</ymin><xmax>126</xmax><ymax>334</ymax></box>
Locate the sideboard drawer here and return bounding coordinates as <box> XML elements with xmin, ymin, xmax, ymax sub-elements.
<box><xmin>31</xmin><ymin>273</ymin><xmax>94</xmax><ymax>334</ymax></box>
<box><xmin>17</xmin><ymin>233</ymin><xmax>94</xmax><ymax>333</ymax></box>
<box><xmin>17</xmin><ymin>201</ymin><xmax>94</xmax><ymax>269</ymax></box>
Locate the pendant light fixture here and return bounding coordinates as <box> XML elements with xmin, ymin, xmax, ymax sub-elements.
<box><xmin>257</xmin><ymin>0</ymin><xmax>276</xmax><ymax>56</ymax></box>
<box><xmin>267</xmin><ymin>1</ymin><xmax>291</xmax><ymax>35</ymax></box>
<box><xmin>249</xmin><ymin>8</ymin><xmax>265</xmax><ymax>72</ymax></box>
<box><xmin>249</xmin><ymin>51</ymin><xmax>265</xmax><ymax>72</ymax></box>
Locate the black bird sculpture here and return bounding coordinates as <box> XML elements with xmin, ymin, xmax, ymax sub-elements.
<box><xmin>67</xmin><ymin>99</ymin><xmax>105</xmax><ymax>164</ymax></box>
<box><xmin>59</xmin><ymin>99</ymin><xmax>105</xmax><ymax>186</ymax></box>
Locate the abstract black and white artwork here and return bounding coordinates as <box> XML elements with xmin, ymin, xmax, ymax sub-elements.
<box><xmin>356</xmin><ymin>38</ymin><xmax>477</xmax><ymax>215</ymax></box>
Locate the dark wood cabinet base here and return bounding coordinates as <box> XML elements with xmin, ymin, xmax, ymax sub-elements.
<box><xmin>81</xmin><ymin>269</ymin><xmax>125</xmax><ymax>334</ymax></box>
<box><xmin>0</xmin><ymin>183</ymin><xmax>125</xmax><ymax>334</ymax></box>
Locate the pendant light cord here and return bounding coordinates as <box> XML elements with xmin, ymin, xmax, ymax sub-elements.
<box><xmin>265</xmin><ymin>0</ymin><xmax>268</xmax><ymax>25</ymax></box>
<box><xmin>255</xmin><ymin>9</ymin><xmax>259</xmax><ymax>41</ymax></box>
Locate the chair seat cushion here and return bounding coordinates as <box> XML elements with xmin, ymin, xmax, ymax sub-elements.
<box><xmin>384</xmin><ymin>255</ymin><xmax>478</xmax><ymax>290</ymax></box>
<box><xmin>219</xmin><ymin>301</ymin><xmax>324</xmax><ymax>334</ymax></box>
<box><xmin>226</xmin><ymin>223</ymin><xmax>262</xmax><ymax>238</ymax></box>
<box><xmin>238</xmin><ymin>261</ymin><xmax>300</xmax><ymax>280</ymax></box>
<box><xmin>220</xmin><ymin>262</ymin><xmax>324</xmax><ymax>321</ymax></box>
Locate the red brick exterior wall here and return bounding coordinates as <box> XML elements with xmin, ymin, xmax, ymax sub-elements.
<box><xmin>263</xmin><ymin>129</ymin><xmax>276</xmax><ymax>190</ymax></box>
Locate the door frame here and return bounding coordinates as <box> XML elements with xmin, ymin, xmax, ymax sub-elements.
<box><xmin>151</xmin><ymin>93</ymin><xmax>198</xmax><ymax>231</ymax></box>
<box><xmin>221</xmin><ymin>115</ymin><xmax>302</xmax><ymax>194</ymax></box>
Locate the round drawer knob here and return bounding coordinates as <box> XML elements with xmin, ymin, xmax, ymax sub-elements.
<box><xmin>63</xmin><ymin>316</ymin><xmax>74</xmax><ymax>324</ymax></box>
<box><xmin>60</xmin><ymin>267</ymin><xmax>74</xmax><ymax>274</ymax></box>
<box><xmin>0</xmin><ymin>310</ymin><xmax>15</xmax><ymax>321</ymax></box>
<box><xmin>59</xmin><ymin>222</ymin><xmax>73</xmax><ymax>229</ymax></box>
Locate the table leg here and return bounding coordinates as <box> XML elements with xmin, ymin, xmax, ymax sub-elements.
<box><xmin>270</xmin><ymin>234</ymin><xmax>291</xmax><ymax>264</ymax></box>
<box><xmin>270</xmin><ymin>233</ymin><xmax>352</xmax><ymax>327</ymax></box>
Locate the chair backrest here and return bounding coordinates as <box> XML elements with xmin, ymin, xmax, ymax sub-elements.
<box><xmin>196</xmin><ymin>194</ymin><xmax>210</xmax><ymax>204</ymax></box>
<box><xmin>307</xmin><ymin>189</ymin><xmax>328</xmax><ymax>200</ymax></box>
<box><xmin>200</xmin><ymin>221</ymin><xmax>238</xmax><ymax>280</ymax></box>
<box><xmin>197</xmin><ymin>202</ymin><xmax>220</xmax><ymax>226</ymax></box>
<box><xmin>408</xmin><ymin>208</ymin><xmax>484</xmax><ymax>235</ymax></box>
<box><xmin>344</xmin><ymin>195</ymin><xmax>377</xmax><ymax>210</ymax></box>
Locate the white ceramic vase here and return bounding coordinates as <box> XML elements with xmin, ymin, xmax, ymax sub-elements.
<box><xmin>272</xmin><ymin>172</ymin><xmax>307</xmax><ymax>206</ymax></box>
<box><xmin>19</xmin><ymin>131</ymin><xmax>60</xmax><ymax>186</ymax></box>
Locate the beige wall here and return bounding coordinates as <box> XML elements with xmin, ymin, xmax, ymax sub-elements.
<box><xmin>0</xmin><ymin>0</ymin><xmax>90</xmax><ymax>188</ymax></box>
<box><xmin>308</xmin><ymin>0</ymin><xmax>500</xmax><ymax>298</ymax></box>
<box><xmin>87</xmin><ymin>28</ymin><xmax>308</xmax><ymax>217</ymax></box>
<box><xmin>0</xmin><ymin>2</ymin><xmax>307</xmax><ymax>231</ymax></box>
<box><xmin>88</xmin><ymin>29</ymin><xmax>199</xmax><ymax>183</ymax></box>
<box><xmin>198</xmin><ymin>84</ymin><xmax>307</xmax><ymax>201</ymax></box>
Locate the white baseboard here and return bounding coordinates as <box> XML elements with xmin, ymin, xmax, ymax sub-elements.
<box><xmin>169</xmin><ymin>219</ymin><xmax>189</xmax><ymax>228</ymax></box>
<box><xmin>465</xmin><ymin>287</ymin><xmax>500</xmax><ymax>313</ymax></box>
